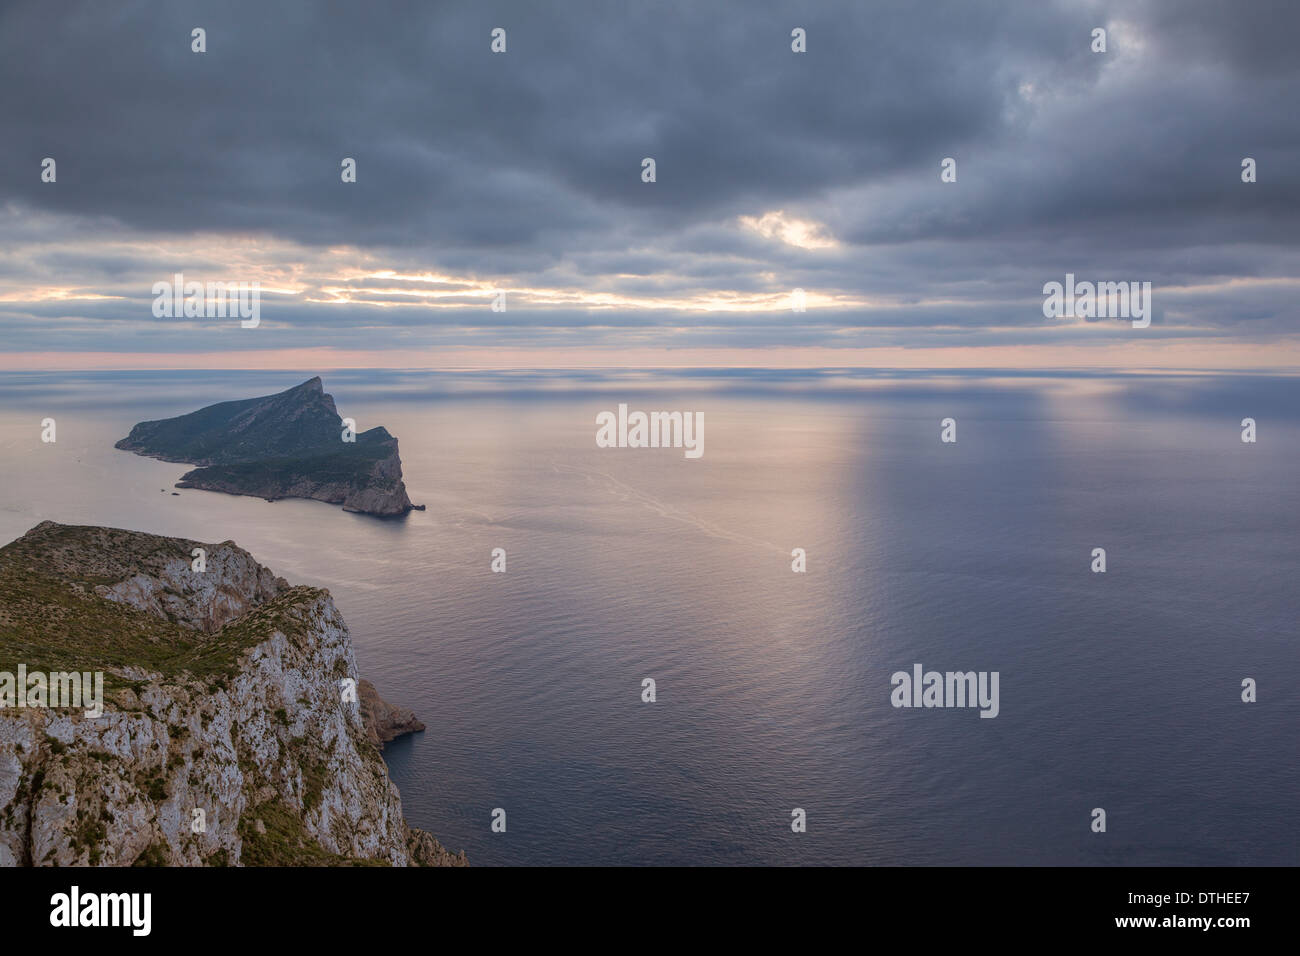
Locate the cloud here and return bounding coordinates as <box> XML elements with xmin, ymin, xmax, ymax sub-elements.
<box><xmin>0</xmin><ymin>0</ymin><xmax>1296</xmax><ymax>363</ymax></box>
<box><xmin>738</xmin><ymin>211</ymin><xmax>839</xmax><ymax>250</ymax></box>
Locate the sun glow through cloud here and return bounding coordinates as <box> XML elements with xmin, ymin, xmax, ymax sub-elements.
<box><xmin>738</xmin><ymin>211</ymin><xmax>840</xmax><ymax>250</ymax></box>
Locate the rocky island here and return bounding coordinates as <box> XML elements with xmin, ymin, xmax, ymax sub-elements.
<box><xmin>115</xmin><ymin>377</ymin><xmax>422</xmax><ymax>517</ymax></box>
<box><xmin>0</xmin><ymin>521</ymin><xmax>464</xmax><ymax>866</ymax></box>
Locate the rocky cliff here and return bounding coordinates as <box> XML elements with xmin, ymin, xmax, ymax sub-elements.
<box><xmin>115</xmin><ymin>377</ymin><xmax>421</xmax><ymax>517</ymax></box>
<box><xmin>0</xmin><ymin>521</ymin><xmax>463</xmax><ymax>867</ymax></box>
<box><xmin>357</xmin><ymin>679</ymin><xmax>426</xmax><ymax>750</ymax></box>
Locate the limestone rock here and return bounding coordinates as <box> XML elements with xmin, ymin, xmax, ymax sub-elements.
<box><xmin>357</xmin><ymin>679</ymin><xmax>426</xmax><ymax>750</ymax></box>
<box><xmin>0</xmin><ymin>521</ymin><xmax>463</xmax><ymax>867</ymax></box>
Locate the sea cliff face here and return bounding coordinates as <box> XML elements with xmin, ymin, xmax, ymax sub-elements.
<box><xmin>115</xmin><ymin>377</ymin><xmax>420</xmax><ymax>517</ymax></box>
<box><xmin>0</xmin><ymin>522</ymin><xmax>462</xmax><ymax>867</ymax></box>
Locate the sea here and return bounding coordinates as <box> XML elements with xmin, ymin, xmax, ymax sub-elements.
<box><xmin>0</xmin><ymin>367</ymin><xmax>1296</xmax><ymax>866</ymax></box>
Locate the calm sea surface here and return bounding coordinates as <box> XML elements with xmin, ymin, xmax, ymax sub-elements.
<box><xmin>0</xmin><ymin>368</ymin><xmax>1296</xmax><ymax>865</ymax></box>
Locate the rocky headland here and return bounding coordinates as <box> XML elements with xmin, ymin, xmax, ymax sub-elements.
<box><xmin>0</xmin><ymin>521</ymin><xmax>463</xmax><ymax>867</ymax></box>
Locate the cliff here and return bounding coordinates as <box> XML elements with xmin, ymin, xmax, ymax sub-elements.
<box><xmin>0</xmin><ymin>521</ymin><xmax>464</xmax><ymax>867</ymax></box>
<box><xmin>115</xmin><ymin>377</ymin><xmax>421</xmax><ymax>517</ymax></box>
<box><xmin>357</xmin><ymin>679</ymin><xmax>426</xmax><ymax>750</ymax></box>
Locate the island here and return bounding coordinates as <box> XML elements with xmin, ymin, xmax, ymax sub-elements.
<box><xmin>114</xmin><ymin>376</ymin><xmax>423</xmax><ymax>517</ymax></box>
<box><xmin>0</xmin><ymin>521</ymin><xmax>463</xmax><ymax>866</ymax></box>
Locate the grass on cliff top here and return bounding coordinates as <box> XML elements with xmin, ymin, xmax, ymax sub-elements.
<box><xmin>0</xmin><ymin>523</ymin><xmax>323</xmax><ymax>696</ymax></box>
<box><xmin>238</xmin><ymin>800</ymin><xmax>390</xmax><ymax>867</ymax></box>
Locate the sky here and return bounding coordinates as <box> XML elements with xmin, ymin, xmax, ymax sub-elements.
<box><xmin>0</xmin><ymin>0</ymin><xmax>1297</xmax><ymax>370</ymax></box>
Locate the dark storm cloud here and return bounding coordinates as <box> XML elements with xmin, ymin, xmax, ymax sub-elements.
<box><xmin>0</xmin><ymin>0</ymin><xmax>1297</xmax><ymax>355</ymax></box>
<box><xmin>0</xmin><ymin>1</ymin><xmax>1096</xmax><ymax>241</ymax></box>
